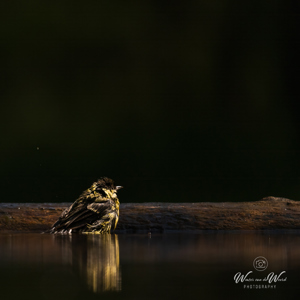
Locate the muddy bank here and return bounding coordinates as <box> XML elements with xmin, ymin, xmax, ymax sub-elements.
<box><xmin>0</xmin><ymin>197</ymin><xmax>300</xmax><ymax>232</ymax></box>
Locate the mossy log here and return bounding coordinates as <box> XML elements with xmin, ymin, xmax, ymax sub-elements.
<box><xmin>0</xmin><ymin>197</ymin><xmax>300</xmax><ymax>232</ymax></box>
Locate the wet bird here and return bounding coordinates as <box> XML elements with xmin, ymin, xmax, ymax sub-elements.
<box><xmin>49</xmin><ymin>177</ymin><xmax>122</xmax><ymax>234</ymax></box>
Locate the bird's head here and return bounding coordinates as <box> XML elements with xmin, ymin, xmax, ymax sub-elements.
<box><xmin>93</xmin><ymin>177</ymin><xmax>123</xmax><ymax>199</ymax></box>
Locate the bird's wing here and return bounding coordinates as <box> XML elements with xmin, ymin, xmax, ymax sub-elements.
<box><xmin>87</xmin><ymin>201</ymin><xmax>113</xmax><ymax>214</ymax></box>
<box><xmin>51</xmin><ymin>198</ymin><xmax>112</xmax><ymax>232</ymax></box>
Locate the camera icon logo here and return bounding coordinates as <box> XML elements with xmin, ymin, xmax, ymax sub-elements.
<box><xmin>253</xmin><ymin>256</ymin><xmax>268</xmax><ymax>271</ymax></box>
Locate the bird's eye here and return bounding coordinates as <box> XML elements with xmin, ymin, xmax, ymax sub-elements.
<box><xmin>97</xmin><ymin>189</ymin><xmax>106</xmax><ymax>197</ymax></box>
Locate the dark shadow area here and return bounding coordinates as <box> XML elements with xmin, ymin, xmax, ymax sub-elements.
<box><xmin>0</xmin><ymin>1</ymin><xmax>299</xmax><ymax>203</ymax></box>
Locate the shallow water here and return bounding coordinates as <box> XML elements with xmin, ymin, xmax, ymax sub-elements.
<box><xmin>0</xmin><ymin>231</ymin><xmax>299</xmax><ymax>300</ymax></box>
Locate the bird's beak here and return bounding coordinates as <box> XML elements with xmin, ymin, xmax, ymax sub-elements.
<box><xmin>116</xmin><ymin>186</ymin><xmax>123</xmax><ymax>190</ymax></box>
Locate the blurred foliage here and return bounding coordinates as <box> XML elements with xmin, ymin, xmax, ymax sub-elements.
<box><xmin>0</xmin><ymin>1</ymin><xmax>299</xmax><ymax>202</ymax></box>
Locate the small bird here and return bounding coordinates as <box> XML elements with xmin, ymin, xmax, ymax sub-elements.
<box><xmin>49</xmin><ymin>177</ymin><xmax>122</xmax><ymax>234</ymax></box>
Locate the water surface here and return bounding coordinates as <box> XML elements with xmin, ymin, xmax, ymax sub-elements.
<box><xmin>0</xmin><ymin>231</ymin><xmax>299</xmax><ymax>300</ymax></box>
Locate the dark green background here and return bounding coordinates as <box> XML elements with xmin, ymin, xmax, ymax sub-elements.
<box><xmin>0</xmin><ymin>1</ymin><xmax>299</xmax><ymax>203</ymax></box>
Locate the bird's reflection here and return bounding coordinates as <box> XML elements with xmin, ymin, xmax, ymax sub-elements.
<box><xmin>57</xmin><ymin>234</ymin><xmax>121</xmax><ymax>293</ymax></box>
<box><xmin>85</xmin><ymin>234</ymin><xmax>121</xmax><ymax>292</ymax></box>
